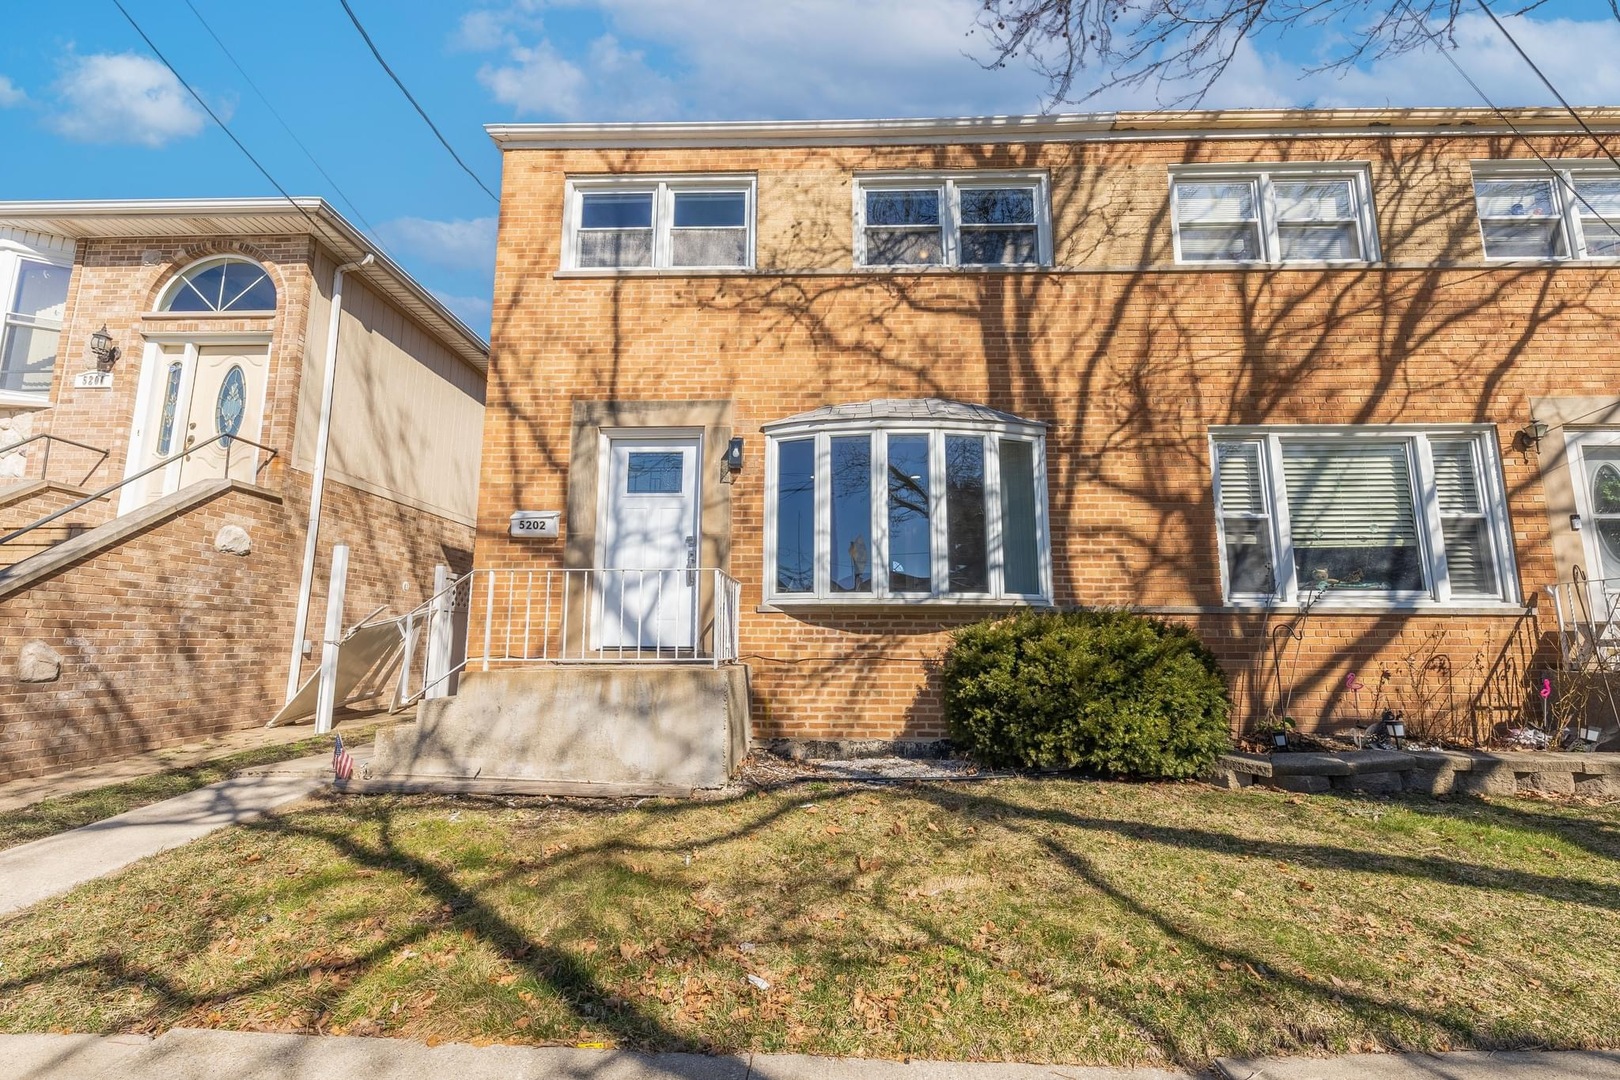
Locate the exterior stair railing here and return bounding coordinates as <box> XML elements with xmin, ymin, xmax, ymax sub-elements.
<box><xmin>0</xmin><ymin>432</ymin><xmax>278</xmax><ymax>551</ymax></box>
<box><xmin>0</xmin><ymin>433</ymin><xmax>111</xmax><ymax>488</ymax></box>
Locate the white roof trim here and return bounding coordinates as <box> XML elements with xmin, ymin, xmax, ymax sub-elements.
<box><xmin>0</xmin><ymin>198</ymin><xmax>489</xmax><ymax>373</ymax></box>
<box><xmin>488</xmin><ymin>107</ymin><xmax>1620</xmax><ymax>151</ymax></box>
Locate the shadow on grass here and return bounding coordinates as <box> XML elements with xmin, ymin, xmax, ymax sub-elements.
<box><xmin>1</xmin><ymin>780</ymin><xmax>1616</xmax><ymax>1067</ymax></box>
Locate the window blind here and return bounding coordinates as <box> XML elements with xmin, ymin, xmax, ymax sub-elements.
<box><xmin>1216</xmin><ymin>442</ymin><xmax>1266</xmax><ymax>515</ymax></box>
<box><xmin>1431</xmin><ymin>440</ymin><xmax>1497</xmax><ymax>594</ymax></box>
<box><xmin>1282</xmin><ymin>442</ymin><xmax>1417</xmax><ymax>548</ymax></box>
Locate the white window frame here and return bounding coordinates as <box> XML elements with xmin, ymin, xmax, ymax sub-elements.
<box><xmin>852</xmin><ymin>172</ymin><xmax>1052</xmax><ymax>269</ymax></box>
<box><xmin>1169</xmin><ymin>164</ymin><xmax>1379</xmax><ymax>266</ymax></box>
<box><xmin>0</xmin><ymin>241</ymin><xmax>73</xmax><ymax>405</ymax></box>
<box><xmin>154</xmin><ymin>255</ymin><xmax>276</xmax><ymax>314</ymax></box>
<box><xmin>1471</xmin><ymin>160</ymin><xmax>1620</xmax><ymax>262</ymax></box>
<box><xmin>562</xmin><ymin>174</ymin><xmax>757</xmax><ymax>271</ymax></box>
<box><xmin>1209</xmin><ymin>425</ymin><xmax>1518</xmax><ymax>609</ymax></box>
<box><xmin>763</xmin><ymin>416</ymin><xmax>1052</xmax><ymax>605</ymax></box>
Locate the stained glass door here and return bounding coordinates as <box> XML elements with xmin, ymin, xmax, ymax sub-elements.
<box><xmin>175</xmin><ymin>346</ymin><xmax>269</xmax><ymax>488</ymax></box>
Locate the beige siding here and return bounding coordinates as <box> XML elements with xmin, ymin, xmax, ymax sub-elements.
<box><xmin>296</xmin><ymin>248</ymin><xmax>484</xmax><ymax>525</ymax></box>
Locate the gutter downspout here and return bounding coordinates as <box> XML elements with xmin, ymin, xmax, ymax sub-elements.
<box><xmin>285</xmin><ymin>253</ymin><xmax>375</xmax><ymax>704</ymax></box>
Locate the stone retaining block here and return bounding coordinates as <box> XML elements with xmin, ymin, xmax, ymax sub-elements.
<box><xmin>1206</xmin><ymin>749</ymin><xmax>1620</xmax><ymax>799</ymax></box>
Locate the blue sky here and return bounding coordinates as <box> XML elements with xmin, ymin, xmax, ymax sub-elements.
<box><xmin>1</xmin><ymin>0</ymin><xmax>1617</xmax><ymax>337</ymax></box>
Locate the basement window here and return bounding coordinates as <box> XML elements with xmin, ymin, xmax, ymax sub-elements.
<box><xmin>565</xmin><ymin>176</ymin><xmax>756</xmax><ymax>270</ymax></box>
<box><xmin>764</xmin><ymin>399</ymin><xmax>1051</xmax><ymax>604</ymax></box>
<box><xmin>1211</xmin><ymin>426</ymin><xmax>1517</xmax><ymax>607</ymax></box>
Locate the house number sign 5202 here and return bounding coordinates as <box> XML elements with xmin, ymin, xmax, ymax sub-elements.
<box><xmin>509</xmin><ymin>510</ymin><xmax>560</xmax><ymax>539</ymax></box>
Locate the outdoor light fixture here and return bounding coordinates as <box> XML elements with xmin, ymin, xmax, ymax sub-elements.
<box><xmin>1519</xmin><ymin>417</ymin><xmax>1550</xmax><ymax>453</ymax></box>
<box><xmin>725</xmin><ymin>436</ymin><xmax>745</xmax><ymax>473</ymax></box>
<box><xmin>1272</xmin><ymin>730</ymin><xmax>1289</xmax><ymax>749</ymax></box>
<box><xmin>89</xmin><ymin>324</ymin><xmax>120</xmax><ymax>371</ymax></box>
<box><xmin>1572</xmin><ymin>513</ymin><xmax>1584</xmax><ymax>532</ymax></box>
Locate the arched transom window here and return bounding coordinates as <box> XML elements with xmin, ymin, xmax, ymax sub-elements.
<box><xmin>158</xmin><ymin>257</ymin><xmax>276</xmax><ymax>314</ymax></box>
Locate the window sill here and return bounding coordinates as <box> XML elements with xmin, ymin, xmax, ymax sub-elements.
<box><xmin>0</xmin><ymin>390</ymin><xmax>53</xmax><ymax>410</ymax></box>
<box><xmin>556</xmin><ymin>267</ymin><xmax>755</xmax><ymax>278</ymax></box>
<box><xmin>759</xmin><ymin>596</ymin><xmax>1053</xmax><ymax>613</ymax></box>
<box><xmin>1212</xmin><ymin>598</ymin><xmax>1528</xmax><ymax>616</ymax></box>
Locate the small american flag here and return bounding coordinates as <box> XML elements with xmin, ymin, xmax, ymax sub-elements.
<box><xmin>332</xmin><ymin>734</ymin><xmax>354</xmax><ymax>781</ymax></box>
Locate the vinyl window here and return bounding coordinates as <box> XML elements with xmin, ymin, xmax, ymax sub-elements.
<box><xmin>766</xmin><ymin>421</ymin><xmax>1050</xmax><ymax>603</ymax></box>
<box><xmin>1473</xmin><ymin>162</ymin><xmax>1620</xmax><ymax>260</ymax></box>
<box><xmin>1171</xmin><ymin>166</ymin><xmax>1376</xmax><ymax>264</ymax></box>
<box><xmin>566</xmin><ymin>177</ymin><xmax>755</xmax><ymax>270</ymax></box>
<box><xmin>854</xmin><ymin>174</ymin><xmax>1050</xmax><ymax>268</ymax></box>
<box><xmin>0</xmin><ymin>256</ymin><xmax>70</xmax><ymax>396</ymax></box>
<box><xmin>1211</xmin><ymin>427</ymin><xmax>1515</xmax><ymax>606</ymax></box>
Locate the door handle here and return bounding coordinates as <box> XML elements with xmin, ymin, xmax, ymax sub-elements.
<box><xmin>685</xmin><ymin>535</ymin><xmax>697</xmax><ymax>586</ymax></box>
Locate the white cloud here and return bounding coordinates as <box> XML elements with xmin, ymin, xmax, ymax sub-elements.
<box><xmin>0</xmin><ymin>75</ymin><xmax>25</xmax><ymax>108</ymax></box>
<box><xmin>49</xmin><ymin>53</ymin><xmax>209</xmax><ymax>147</ymax></box>
<box><xmin>433</xmin><ymin>291</ymin><xmax>493</xmax><ymax>333</ymax></box>
<box><xmin>461</xmin><ymin>3</ymin><xmax>1620</xmax><ymax>121</ymax></box>
<box><xmin>466</xmin><ymin>0</ymin><xmax>1050</xmax><ymax>120</ymax></box>
<box><xmin>376</xmin><ymin>216</ymin><xmax>499</xmax><ymax>273</ymax></box>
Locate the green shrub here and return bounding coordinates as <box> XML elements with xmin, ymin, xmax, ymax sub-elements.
<box><xmin>941</xmin><ymin>609</ymin><xmax>1232</xmax><ymax>778</ymax></box>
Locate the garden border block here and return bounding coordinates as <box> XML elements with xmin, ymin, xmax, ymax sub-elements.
<box><xmin>1211</xmin><ymin>749</ymin><xmax>1620</xmax><ymax>799</ymax></box>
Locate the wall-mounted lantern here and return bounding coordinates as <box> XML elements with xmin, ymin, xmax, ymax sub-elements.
<box><xmin>1517</xmin><ymin>417</ymin><xmax>1550</xmax><ymax>454</ymax></box>
<box><xmin>89</xmin><ymin>325</ymin><xmax>121</xmax><ymax>371</ymax></box>
<box><xmin>725</xmin><ymin>436</ymin><xmax>745</xmax><ymax>474</ymax></box>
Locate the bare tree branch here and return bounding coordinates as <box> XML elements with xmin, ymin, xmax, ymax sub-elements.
<box><xmin>973</xmin><ymin>0</ymin><xmax>1552</xmax><ymax>110</ymax></box>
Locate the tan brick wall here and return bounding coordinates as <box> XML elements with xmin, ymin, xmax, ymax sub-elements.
<box><xmin>481</xmin><ymin>130</ymin><xmax>1620</xmax><ymax>742</ymax></box>
<box><xmin>0</xmin><ymin>475</ymin><xmax>474</xmax><ymax>780</ymax></box>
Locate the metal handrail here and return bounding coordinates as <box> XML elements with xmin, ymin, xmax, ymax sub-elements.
<box><xmin>0</xmin><ymin>433</ymin><xmax>111</xmax><ymax>487</ymax></box>
<box><xmin>0</xmin><ymin>432</ymin><xmax>278</xmax><ymax>548</ymax></box>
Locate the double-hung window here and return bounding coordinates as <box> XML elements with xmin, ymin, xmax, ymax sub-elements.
<box><xmin>855</xmin><ymin>174</ymin><xmax>1050</xmax><ymax>268</ymax></box>
<box><xmin>1472</xmin><ymin>162</ymin><xmax>1620</xmax><ymax>260</ymax></box>
<box><xmin>765</xmin><ymin>400</ymin><xmax>1050</xmax><ymax>603</ymax></box>
<box><xmin>1211</xmin><ymin>427</ymin><xmax>1515</xmax><ymax>606</ymax></box>
<box><xmin>1</xmin><ymin>255</ymin><xmax>71</xmax><ymax>397</ymax></box>
<box><xmin>1171</xmin><ymin>166</ymin><xmax>1377</xmax><ymax>264</ymax></box>
<box><xmin>566</xmin><ymin>176</ymin><xmax>755</xmax><ymax>270</ymax></box>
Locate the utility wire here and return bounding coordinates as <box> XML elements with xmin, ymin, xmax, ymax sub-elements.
<box><xmin>110</xmin><ymin>0</ymin><xmax>327</xmax><ymax>237</ymax></box>
<box><xmin>336</xmin><ymin>0</ymin><xmax>500</xmax><ymax>204</ymax></box>
<box><xmin>180</xmin><ymin>0</ymin><xmax>390</xmax><ymax>252</ymax></box>
<box><xmin>1474</xmin><ymin>0</ymin><xmax>1620</xmax><ymax>174</ymax></box>
<box><xmin>1396</xmin><ymin>0</ymin><xmax>1620</xmax><ymax>239</ymax></box>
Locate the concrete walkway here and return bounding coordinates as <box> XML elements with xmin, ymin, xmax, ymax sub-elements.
<box><xmin>0</xmin><ymin>709</ymin><xmax>400</xmax><ymax>813</ymax></box>
<box><xmin>4</xmin><ymin>1031</ymin><xmax>1619</xmax><ymax>1080</ymax></box>
<box><xmin>0</xmin><ymin>754</ymin><xmax>331</xmax><ymax>917</ymax></box>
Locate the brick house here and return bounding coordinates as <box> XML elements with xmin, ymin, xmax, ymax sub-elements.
<box><xmin>0</xmin><ymin>199</ymin><xmax>486</xmax><ymax>778</ymax></box>
<box><xmin>378</xmin><ymin>107</ymin><xmax>1620</xmax><ymax>786</ymax></box>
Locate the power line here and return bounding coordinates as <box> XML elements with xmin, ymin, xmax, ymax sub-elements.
<box><xmin>110</xmin><ymin>0</ymin><xmax>326</xmax><ymax>237</ymax></box>
<box><xmin>1396</xmin><ymin>0</ymin><xmax>1620</xmax><ymax>239</ymax></box>
<box><xmin>180</xmin><ymin>0</ymin><xmax>390</xmax><ymax>251</ymax></box>
<box><xmin>335</xmin><ymin>0</ymin><xmax>500</xmax><ymax>204</ymax></box>
<box><xmin>1473</xmin><ymin>0</ymin><xmax>1620</xmax><ymax>174</ymax></box>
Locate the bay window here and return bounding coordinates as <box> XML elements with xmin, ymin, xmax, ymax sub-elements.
<box><xmin>1211</xmin><ymin>426</ymin><xmax>1516</xmax><ymax>606</ymax></box>
<box><xmin>765</xmin><ymin>400</ymin><xmax>1050</xmax><ymax>603</ymax></box>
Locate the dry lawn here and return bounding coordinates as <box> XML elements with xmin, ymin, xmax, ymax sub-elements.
<box><xmin>1</xmin><ymin>778</ymin><xmax>1617</xmax><ymax>1068</ymax></box>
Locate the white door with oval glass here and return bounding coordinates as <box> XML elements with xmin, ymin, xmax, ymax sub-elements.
<box><xmin>597</xmin><ymin>436</ymin><xmax>701</xmax><ymax>651</ymax></box>
<box><xmin>121</xmin><ymin>342</ymin><xmax>270</xmax><ymax>513</ymax></box>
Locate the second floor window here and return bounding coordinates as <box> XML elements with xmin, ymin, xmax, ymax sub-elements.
<box><xmin>855</xmin><ymin>174</ymin><xmax>1049</xmax><ymax>268</ymax></box>
<box><xmin>1473</xmin><ymin>164</ymin><xmax>1620</xmax><ymax>260</ymax></box>
<box><xmin>1171</xmin><ymin>167</ymin><xmax>1376</xmax><ymax>264</ymax></box>
<box><xmin>567</xmin><ymin>177</ymin><xmax>755</xmax><ymax>270</ymax></box>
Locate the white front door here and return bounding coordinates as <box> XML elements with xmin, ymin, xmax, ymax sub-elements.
<box><xmin>123</xmin><ymin>342</ymin><xmax>269</xmax><ymax>512</ymax></box>
<box><xmin>598</xmin><ymin>435</ymin><xmax>701</xmax><ymax>651</ymax></box>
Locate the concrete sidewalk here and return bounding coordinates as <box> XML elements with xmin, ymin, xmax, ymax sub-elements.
<box><xmin>0</xmin><ymin>754</ymin><xmax>331</xmax><ymax>917</ymax></box>
<box><xmin>4</xmin><ymin>1030</ymin><xmax>1619</xmax><ymax>1080</ymax></box>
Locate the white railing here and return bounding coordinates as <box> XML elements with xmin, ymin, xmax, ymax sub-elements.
<box><xmin>398</xmin><ymin>567</ymin><xmax>743</xmax><ymax>705</ymax></box>
<box><xmin>1546</xmin><ymin>572</ymin><xmax>1620</xmax><ymax>672</ymax></box>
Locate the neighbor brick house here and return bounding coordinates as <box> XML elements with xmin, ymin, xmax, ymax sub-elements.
<box><xmin>0</xmin><ymin>199</ymin><xmax>486</xmax><ymax>777</ymax></box>
<box><xmin>450</xmin><ymin>106</ymin><xmax>1620</xmax><ymax>760</ymax></box>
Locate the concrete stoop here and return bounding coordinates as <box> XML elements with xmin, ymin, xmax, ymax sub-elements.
<box><xmin>1209</xmin><ymin>748</ymin><xmax>1620</xmax><ymax>797</ymax></box>
<box><xmin>365</xmin><ymin>664</ymin><xmax>750</xmax><ymax>793</ymax></box>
